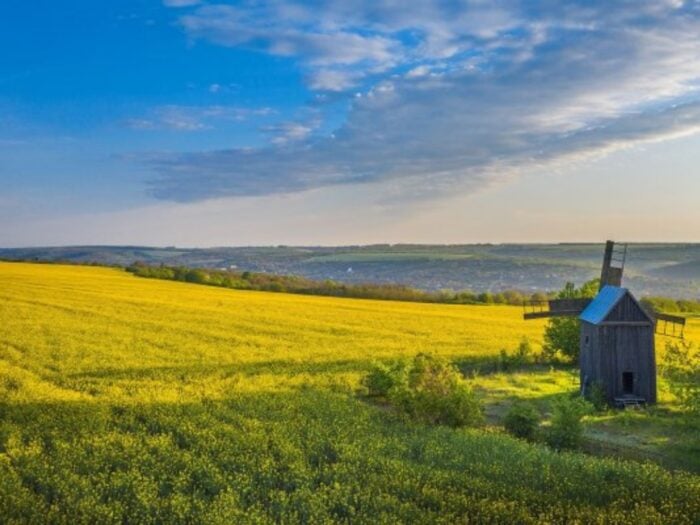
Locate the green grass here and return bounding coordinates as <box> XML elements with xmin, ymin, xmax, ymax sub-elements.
<box><xmin>466</xmin><ymin>366</ymin><xmax>700</xmax><ymax>473</ymax></box>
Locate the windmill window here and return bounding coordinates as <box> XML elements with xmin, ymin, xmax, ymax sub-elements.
<box><xmin>584</xmin><ymin>335</ymin><xmax>590</xmax><ymax>346</ymax></box>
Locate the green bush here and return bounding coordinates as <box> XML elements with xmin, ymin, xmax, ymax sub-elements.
<box><xmin>498</xmin><ymin>338</ymin><xmax>534</xmax><ymax>371</ymax></box>
<box><xmin>503</xmin><ymin>402</ymin><xmax>540</xmax><ymax>441</ymax></box>
<box><xmin>587</xmin><ymin>382</ymin><xmax>608</xmax><ymax>412</ymax></box>
<box><xmin>362</xmin><ymin>361</ymin><xmax>407</xmax><ymax>398</ymax></box>
<box><xmin>381</xmin><ymin>354</ymin><xmax>483</xmax><ymax>428</ymax></box>
<box><xmin>546</xmin><ymin>397</ymin><xmax>590</xmax><ymax>451</ymax></box>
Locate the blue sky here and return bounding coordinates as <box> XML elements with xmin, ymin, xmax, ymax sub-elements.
<box><xmin>2</xmin><ymin>0</ymin><xmax>700</xmax><ymax>246</ymax></box>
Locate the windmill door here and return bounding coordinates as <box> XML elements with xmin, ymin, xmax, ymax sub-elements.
<box><xmin>622</xmin><ymin>372</ymin><xmax>634</xmax><ymax>395</ymax></box>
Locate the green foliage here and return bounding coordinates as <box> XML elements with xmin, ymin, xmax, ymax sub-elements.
<box><xmin>543</xmin><ymin>317</ymin><xmax>580</xmax><ymax>362</ymax></box>
<box><xmin>546</xmin><ymin>397</ymin><xmax>591</xmax><ymax>451</ymax></box>
<box><xmin>399</xmin><ymin>354</ymin><xmax>484</xmax><ymax>427</ymax></box>
<box><xmin>185</xmin><ymin>269</ymin><xmax>208</xmax><ymax>284</ymax></box>
<box><xmin>577</xmin><ymin>279</ymin><xmax>601</xmax><ymax>299</ymax></box>
<box><xmin>478</xmin><ymin>292</ymin><xmax>494</xmax><ymax>304</ymax></box>
<box><xmin>503</xmin><ymin>402</ymin><xmax>540</xmax><ymax>441</ymax></box>
<box><xmin>662</xmin><ymin>341</ymin><xmax>699</xmax><ymax>421</ymax></box>
<box><xmin>641</xmin><ymin>296</ymin><xmax>700</xmax><ymax>315</ymax></box>
<box><xmin>497</xmin><ymin>338</ymin><xmax>534</xmax><ymax>371</ymax></box>
<box><xmin>543</xmin><ymin>279</ymin><xmax>599</xmax><ymax>362</ymax></box>
<box><xmin>588</xmin><ymin>382</ymin><xmax>608</xmax><ymax>412</ymax></box>
<box><xmin>362</xmin><ymin>361</ymin><xmax>407</xmax><ymax>398</ymax></box>
<box><xmin>126</xmin><ymin>263</ymin><xmax>549</xmax><ymax>307</ymax></box>
<box><xmin>364</xmin><ymin>354</ymin><xmax>483</xmax><ymax>428</ymax></box>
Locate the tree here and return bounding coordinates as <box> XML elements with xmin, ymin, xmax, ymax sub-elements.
<box><xmin>185</xmin><ymin>269</ymin><xmax>208</xmax><ymax>284</ymax></box>
<box><xmin>478</xmin><ymin>292</ymin><xmax>494</xmax><ymax>304</ymax></box>
<box><xmin>543</xmin><ymin>279</ymin><xmax>599</xmax><ymax>362</ymax></box>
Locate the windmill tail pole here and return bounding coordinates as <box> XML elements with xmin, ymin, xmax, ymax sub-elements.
<box><xmin>599</xmin><ymin>240</ymin><xmax>615</xmax><ymax>291</ymax></box>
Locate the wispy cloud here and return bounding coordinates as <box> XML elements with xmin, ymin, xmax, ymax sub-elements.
<box><xmin>178</xmin><ymin>4</ymin><xmax>403</xmax><ymax>92</ymax></box>
<box><xmin>125</xmin><ymin>105</ymin><xmax>273</xmax><ymax>131</ymax></box>
<box><xmin>263</xmin><ymin>118</ymin><xmax>321</xmax><ymax>145</ymax></box>
<box><xmin>163</xmin><ymin>0</ymin><xmax>201</xmax><ymax>7</ymax></box>
<box><xmin>151</xmin><ymin>1</ymin><xmax>700</xmax><ymax>202</ymax></box>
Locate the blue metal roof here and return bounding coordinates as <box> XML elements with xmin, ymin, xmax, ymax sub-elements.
<box><xmin>579</xmin><ymin>286</ymin><xmax>628</xmax><ymax>325</ymax></box>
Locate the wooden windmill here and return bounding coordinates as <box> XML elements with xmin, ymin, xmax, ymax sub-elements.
<box><xmin>524</xmin><ymin>241</ymin><xmax>686</xmax><ymax>406</ymax></box>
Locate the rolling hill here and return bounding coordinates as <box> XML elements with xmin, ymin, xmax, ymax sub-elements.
<box><xmin>3</xmin><ymin>243</ymin><xmax>700</xmax><ymax>298</ymax></box>
<box><xmin>0</xmin><ymin>262</ymin><xmax>698</xmax><ymax>523</ymax></box>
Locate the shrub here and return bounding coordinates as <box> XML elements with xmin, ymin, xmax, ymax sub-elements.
<box><xmin>498</xmin><ymin>338</ymin><xmax>534</xmax><ymax>371</ymax></box>
<box><xmin>546</xmin><ymin>397</ymin><xmax>590</xmax><ymax>451</ymax></box>
<box><xmin>516</xmin><ymin>338</ymin><xmax>533</xmax><ymax>359</ymax></box>
<box><xmin>362</xmin><ymin>361</ymin><xmax>407</xmax><ymax>398</ymax></box>
<box><xmin>497</xmin><ymin>349</ymin><xmax>511</xmax><ymax>371</ymax></box>
<box><xmin>587</xmin><ymin>382</ymin><xmax>608</xmax><ymax>412</ymax></box>
<box><xmin>388</xmin><ymin>354</ymin><xmax>483</xmax><ymax>428</ymax></box>
<box><xmin>503</xmin><ymin>402</ymin><xmax>540</xmax><ymax>441</ymax></box>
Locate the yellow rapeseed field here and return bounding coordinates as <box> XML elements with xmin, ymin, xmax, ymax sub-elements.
<box><xmin>0</xmin><ymin>262</ymin><xmax>550</xmax><ymax>402</ymax></box>
<box><xmin>1</xmin><ymin>262</ymin><xmax>698</xmax><ymax>524</ymax></box>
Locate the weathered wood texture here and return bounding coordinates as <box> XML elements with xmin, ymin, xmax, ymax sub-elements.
<box><xmin>580</xmin><ymin>291</ymin><xmax>656</xmax><ymax>404</ymax></box>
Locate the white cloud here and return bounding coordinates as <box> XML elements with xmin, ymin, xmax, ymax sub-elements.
<box><xmin>406</xmin><ymin>66</ymin><xmax>431</xmax><ymax>78</ymax></box>
<box><xmin>148</xmin><ymin>1</ymin><xmax>700</xmax><ymax>202</ymax></box>
<box><xmin>265</xmin><ymin>120</ymin><xmax>319</xmax><ymax>145</ymax></box>
<box><xmin>178</xmin><ymin>4</ymin><xmax>403</xmax><ymax>90</ymax></box>
<box><xmin>307</xmin><ymin>69</ymin><xmax>359</xmax><ymax>91</ymax></box>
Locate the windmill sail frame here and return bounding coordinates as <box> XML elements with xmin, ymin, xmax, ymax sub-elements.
<box><xmin>653</xmin><ymin>311</ymin><xmax>686</xmax><ymax>339</ymax></box>
<box><xmin>523</xmin><ymin>298</ymin><xmax>592</xmax><ymax>320</ymax></box>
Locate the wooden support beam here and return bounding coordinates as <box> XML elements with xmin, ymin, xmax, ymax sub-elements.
<box><xmin>523</xmin><ymin>310</ymin><xmax>581</xmax><ymax>320</ymax></box>
<box><xmin>654</xmin><ymin>312</ymin><xmax>687</xmax><ymax>325</ymax></box>
<box><xmin>599</xmin><ymin>321</ymin><xmax>653</xmax><ymax>327</ymax></box>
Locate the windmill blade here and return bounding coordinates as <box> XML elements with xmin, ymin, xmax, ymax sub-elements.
<box><xmin>599</xmin><ymin>240</ymin><xmax>627</xmax><ymax>289</ymax></box>
<box><xmin>653</xmin><ymin>311</ymin><xmax>687</xmax><ymax>339</ymax></box>
<box><xmin>523</xmin><ymin>298</ymin><xmax>591</xmax><ymax>320</ymax></box>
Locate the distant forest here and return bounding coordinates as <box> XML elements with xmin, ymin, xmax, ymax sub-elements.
<box><xmin>124</xmin><ymin>262</ymin><xmax>700</xmax><ymax>314</ymax></box>
<box><xmin>125</xmin><ymin>262</ymin><xmax>547</xmax><ymax>305</ymax></box>
<box><xmin>2</xmin><ymin>243</ymin><xmax>700</xmax><ymax>300</ymax></box>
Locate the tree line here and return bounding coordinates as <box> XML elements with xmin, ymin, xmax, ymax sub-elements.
<box><xmin>125</xmin><ymin>262</ymin><xmax>553</xmax><ymax>306</ymax></box>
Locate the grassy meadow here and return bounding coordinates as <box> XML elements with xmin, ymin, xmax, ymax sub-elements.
<box><xmin>1</xmin><ymin>262</ymin><xmax>699</xmax><ymax>523</ymax></box>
